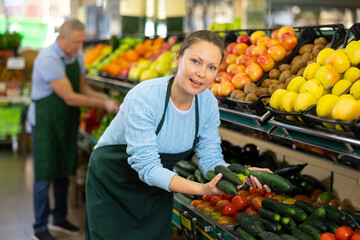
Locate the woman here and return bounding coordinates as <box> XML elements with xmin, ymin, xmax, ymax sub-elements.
<box><xmin>85</xmin><ymin>30</ymin><xmax>269</xmax><ymax>239</ymax></box>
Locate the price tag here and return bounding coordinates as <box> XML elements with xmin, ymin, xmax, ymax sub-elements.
<box><xmin>180</xmin><ymin>212</ymin><xmax>195</xmax><ymax>240</ymax></box>
<box><xmin>6</xmin><ymin>57</ymin><xmax>25</xmax><ymax>70</ymax></box>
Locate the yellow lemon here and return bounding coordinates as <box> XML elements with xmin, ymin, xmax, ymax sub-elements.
<box><xmin>299</xmin><ymin>79</ymin><xmax>324</xmax><ymax>100</ymax></box>
<box><xmin>280</xmin><ymin>91</ymin><xmax>298</xmax><ymax>112</ymax></box>
<box><xmin>294</xmin><ymin>92</ymin><xmax>318</xmax><ymax>112</ymax></box>
<box><xmin>339</xmin><ymin>94</ymin><xmax>356</xmax><ymax>101</ymax></box>
<box><xmin>343</xmin><ymin>67</ymin><xmax>360</xmax><ymax>83</ymax></box>
<box><xmin>316</xmin><ymin>94</ymin><xmax>340</xmax><ymax>118</ymax></box>
<box><xmin>332</xmin><ymin>79</ymin><xmax>352</xmax><ymax>96</ymax></box>
<box><xmin>350</xmin><ymin>80</ymin><xmax>360</xmax><ymax>99</ymax></box>
<box><xmin>316</xmin><ymin>48</ymin><xmax>335</xmax><ymax>65</ymax></box>
<box><xmin>332</xmin><ymin>99</ymin><xmax>360</xmax><ymax>121</ymax></box>
<box><xmin>303</xmin><ymin>62</ymin><xmax>321</xmax><ymax>80</ymax></box>
<box><xmin>344</xmin><ymin>40</ymin><xmax>360</xmax><ymax>66</ymax></box>
<box><xmin>286</xmin><ymin>76</ymin><xmax>306</xmax><ymax>93</ymax></box>
<box><xmin>269</xmin><ymin>89</ymin><xmax>288</xmax><ymax>110</ymax></box>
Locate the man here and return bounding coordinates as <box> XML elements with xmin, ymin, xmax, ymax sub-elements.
<box><xmin>28</xmin><ymin>18</ymin><xmax>119</xmax><ymax>240</ymax></box>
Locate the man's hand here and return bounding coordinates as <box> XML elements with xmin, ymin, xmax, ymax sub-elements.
<box><xmin>104</xmin><ymin>99</ymin><xmax>120</xmax><ymax>114</ymax></box>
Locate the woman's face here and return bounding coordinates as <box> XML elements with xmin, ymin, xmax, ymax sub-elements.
<box><xmin>175</xmin><ymin>40</ymin><xmax>222</xmax><ymax>97</ymax></box>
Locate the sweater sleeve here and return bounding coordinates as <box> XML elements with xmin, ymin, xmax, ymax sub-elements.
<box><xmin>195</xmin><ymin>93</ymin><xmax>228</xmax><ymax>179</ymax></box>
<box><xmin>123</xmin><ymin>91</ymin><xmax>177</xmax><ymax>192</ymax></box>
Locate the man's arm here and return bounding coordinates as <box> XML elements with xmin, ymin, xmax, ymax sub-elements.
<box><xmin>49</xmin><ymin>77</ymin><xmax>119</xmax><ymax>113</ymax></box>
<box><xmin>79</xmin><ymin>74</ymin><xmax>109</xmax><ymax>100</ymax></box>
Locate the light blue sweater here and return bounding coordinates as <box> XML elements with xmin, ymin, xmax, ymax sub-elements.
<box><xmin>96</xmin><ymin>75</ymin><xmax>227</xmax><ymax>191</ymax></box>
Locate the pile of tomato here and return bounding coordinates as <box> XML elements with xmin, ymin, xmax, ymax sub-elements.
<box><xmin>320</xmin><ymin>227</ymin><xmax>360</xmax><ymax>240</ymax></box>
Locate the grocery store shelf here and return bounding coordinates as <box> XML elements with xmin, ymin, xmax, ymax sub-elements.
<box><xmin>86</xmin><ymin>75</ymin><xmax>136</xmax><ymax>91</ymax></box>
<box><xmin>77</xmin><ymin>129</ymin><xmax>97</xmax><ymax>154</ymax></box>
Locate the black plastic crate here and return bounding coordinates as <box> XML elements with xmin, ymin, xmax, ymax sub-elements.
<box><xmin>265</xmin><ymin>105</ymin><xmax>309</xmax><ymax>127</ymax></box>
<box><xmin>218</xmin><ymin>95</ymin><xmax>270</xmax><ymax>115</ymax></box>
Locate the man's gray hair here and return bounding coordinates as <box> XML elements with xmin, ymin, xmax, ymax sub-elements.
<box><xmin>59</xmin><ymin>18</ymin><xmax>85</xmax><ymax>38</ymax></box>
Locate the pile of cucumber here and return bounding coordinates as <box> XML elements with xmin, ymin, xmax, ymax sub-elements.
<box><xmin>236</xmin><ymin>198</ymin><xmax>360</xmax><ymax>240</ymax></box>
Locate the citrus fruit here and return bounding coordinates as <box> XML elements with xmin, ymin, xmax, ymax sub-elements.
<box><xmin>332</xmin><ymin>79</ymin><xmax>352</xmax><ymax>96</ymax></box>
<box><xmin>269</xmin><ymin>89</ymin><xmax>288</xmax><ymax>110</ymax></box>
<box><xmin>332</xmin><ymin>98</ymin><xmax>360</xmax><ymax>121</ymax></box>
<box><xmin>280</xmin><ymin>91</ymin><xmax>298</xmax><ymax>112</ymax></box>
<box><xmin>299</xmin><ymin>79</ymin><xmax>324</xmax><ymax>100</ymax></box>
<box><xmin>344</xmin><ymin>40</ymin><xmax>360</xmax><ymax>66</ymax></box>
<box><xmin>316</xmin><ymin>94</ymin><xmax>340</xmax><ymax>118</ymax></box>
<box><xmin>287</xmin><ymin>76</ymin><xmax>306</xmax><ymax>93</ymax></box>
<box><xmin>343</xmin><ymin>66</ymin><xmax>360</xmax><ymax>82</ymax></box>
<box><xmin>294</xmin><ymin>92</ymin><xmax>317</xmax><ymax>112</ymax></box>
<box><xmin>339</xmin><ymin>94</ymin><xmax>356</xmax><ymax>101</ymax></box>
<box><xmin>303</xmin><ymin>62</ymin><xmax>321</xmax><ymax>80</ymax></box>
<box><xmin>316</xmin><ymin>48</ymin><xmax>335</xmax><ymax>65</ymax></box>
<box><xmin>350</xmin><ymin>80</ymin><xmax>360</xmax><ymax>99</ymax></box>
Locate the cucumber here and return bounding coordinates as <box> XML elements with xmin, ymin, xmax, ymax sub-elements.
<box><xmin>228</xmin><ymin>163</ymin><xmax>251</xmax><ymax>176</ymax></box>
<box><xmin>280</xmin><ymin>234</ymin><xmax>298</xmax><ymax>240</ymax></box>
<box><xmin>176</xmin><ymin>160</ymin><xmax>197</xmax><ymax>172</ymax></box>
<box><xmin>246</xmin><ymin>212</ymin><xmax>281</xmax><ymax>232</ymax></box>
<box><xmin>323</xmin><ymin>205</ymin><xmax>346</xmax><ymax>224</ymax></box>
<box><xmin>280</xmin><ymin>216</ymin><xmax>297</xmax><ymax>231</ymax></box>
<box><xmin>237</xmin><ymin>213</ymin><xmax>265</xmax><ymax>237</ymax></box>
<box><xmin>206</xmin><ymin>170</ymin><xmax>238</xmax><ymax>195</ymax></box>
<box><xmin>215</xmin><ymin>165</ymin><xmax>244</xmax><ymax>185</ymax></box>
<box><xmin>342</xmin><ymin>209</ymin><xmax>360</xmax><ymax>229</ymax></box>
<box><xmin>304</xmin><ymin>220</ymin><xmax>327</xmax><ymax>232</ymax></box>
<box><xmin>294</xmin><ymin>200</ymin><xmax>317</xmax><ymax>215</ymax></box>
<box><xmin>305</xmin><ymin>206</ymin><xmax>326</xmax><ymax>222</ymax></box>
<box><xmin>292</xmin><ymin>205</ymin><xmax>308</xmax><ymax>222</ymax></box>
<box><xmin>257</xmin><ymin>207</ymin><xmax>281</xmax><ymax>222</ymax></box>
<box><xmin>194</xmin><ymin>169</ymin><xmax>205</xmax><ymax>183</ymax></box>
<box><xmin>290</xmin><ymin>227</ymin><xmax>313</xmax><ymax>240</ymax></box>
<box><xmin>298</xmin><ymin>224</ymin><xmax>321</xmax><ymax>240</ymax></box>
<box><xmin>325</xmin><ymin>220</ymin><xmax>340</xmax><ymax>234</ymax></box>
<box><xmin>250</xmin><ymin>170</ymin><xmax>292</xmax><ymax>193</ymax></box>
<box><xmin>261</xmin><ymin>198</ymin><xmax>296</xmax><ymax>216</ymax></box>
<box><xmin>235</xmin><ymin>227</ymin><xmax>257</xmax><ymax>240</ymax></box>
<box><xmin>191</xmin><ymin>154</ymin><xmax>199</xmax><ymax>167</ymax></box>
<box><xmin>260</xmin><ymin>231</ymin><xmax>282</xmax><ymax>240</ymax></box>
<box><xmin>186</xmin><ymin>174</ymin><xmax>196</xmax><ymax>181</ymax></box>
<box><xmin>173</xmin><ymin>165</ymin><xmax>193</xmax><ymax>178</ymax></box>
<box><xmin>175</xmin><ymin>193</ymin><xmax>193</xmax><ymax>203</ymax></box>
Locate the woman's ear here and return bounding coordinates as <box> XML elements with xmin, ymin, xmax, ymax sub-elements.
<box><xmin>175</xmin><ymin>51</ymin><xmax>180</xmax><ymax>67</ymax></box>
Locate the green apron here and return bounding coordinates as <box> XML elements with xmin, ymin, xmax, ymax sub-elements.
<box><xmin>85</xmin><ymin>77</ymin><xmax>199</xmax><ymax>240</ymax></box>
<box><xmin>34</xmin><ymin>58</ymin><xmax>80</xmax><ymax>181</ymax></box>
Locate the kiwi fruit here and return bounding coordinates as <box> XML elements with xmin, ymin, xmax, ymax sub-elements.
<box><xmin>278</xmin><ymin>64</ymin><xmax>291</xmax><ymax>72</ymax></box>
<box><xmin>291</xmin><ymin>55</ymin><xmax>302</xmax><ymax>66</ymax></box>
<box><xmin>230</xmin><ymin>89</ymin><xmax>244</xmax><ymax>99</ymax></box>
<box><xmin>245</xmin><ymin>93</ymin><xmax>258</xmax><ymax>102</ymax></box>
<box><xmin>261</xmin><ymin>79</ymin><xmax>271</xmax><ymax>88</ymax></box>
<box><xmin>298</xmin><ymin>44</ymin><xmax>314</xmax><ymax>54</ymax></box>
<box><xmin>268</xmin><ymin>85</ymin><xmax>278</xmax><ymax>95</ymax></box>
<box><xmin>312</xmin><ymin>44</ymin><xmax>325</xmax><ymax>52</ymax></box>
<box><xmin>307</xmin><ymin>60</ymin><xmax>315</xmax><ymax>66</ymax></box>
<box><xmin>279</xmin><ymin>70</ymin><xmax>292</xmax><ymax>83</ymax></box>
<box><xmin>297</xmin><ymin>67</ymin><xmax>306</xmax><ymax>76</ymax></box>
<box><xmin>314</xmin><ymin>37</ymin><xmax>328</xmax><ymax>46</ymax></box>
<box><xmin>258</xmin><ymin>87</ymin><xmax>269</xmax><ymax>95</ymax></box>
<box><xmin>301</xmin><ymin>52</ymin><xmax>311</xmax><ymax>62</ymax></box>
<box><xmin>269</xmin><ymin>69</ymin><xmax>281</xmax><ymax>79</ymax></box>
<box><xmin>244</xmin><ymin>82</ymin><xmax>257</xmax><ymax>95</ymax></box>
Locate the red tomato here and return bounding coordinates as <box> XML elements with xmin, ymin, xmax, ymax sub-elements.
<box><xmin>319</xmin><ymin>232</ymin><xmax>336</xmax><ymax>240</ymax></box>
<box><xmin>233</xmin><ymin>211</ymin><xmax>239</xmax><ymax>220</ymax></box>
<box><xmin>355</xmin><ymin>229</ymin><xmax>360</xmax><ymax>234</ymax></box>
<box><xmin>251</xmin><ymin>196</ymin><xmax>263</xmax><ymax>210</ymax></box>
<box><xmin>215</xmin><ymin>199</ymin><xmax>230</xmax><ymax>211</ymax></box>
<box><xmin>210</xmin><ymin>195</ymin><xmax>223</xmax><ymax>206</ymax></box>
<box><xmin>231</xmin><ymin>194</ymin><xmax>249</xmax><ymax>211</ymax></box>
<box><xmin>335</xmin><ymin>226</ymin><xmax>354</xmax><ymax>240</ymax></box>
<box><xmin>202</xmin><ymin>195</ymin><xmax>213</xmax><ymax>202</ymax></box>
<box><xmin>221</xmin><ymin>202</ymin><xmax>237</xmax><ymax>216</ymax></box>
<box><xmin>242</xmin><ymin>205</ymin><xmax>255</xmax><ymax>214</ymax></box>
<box><xmin>238</xmin><ymin>190</ymin><xmax>250</xmax><ymax>196</ymax></box>
<box><xmin>351</xmin><ymin>233</ymin><xmax>360</xmax><ymax>240</ymax></box>
<box><xmin>191</xmin><ymin>199</ymin><xmax>204</xmax><ymax>207</ymax></box>
<box><xmin>247</xmin><ymin>193</ymin><xmax>260</xmax><ymax>202</ymax></box>
<box><xmin>263</xmin><ymin>191</ymin><xmax>275</xmax><ymax>199</ymax></box>
<box><xmin>249</xmin><ymin>187</ymin><xmax>265</xmax><ymax>196</ymax></box>
<box><xmin>310</xmin><ymin>189</ymin><xmax>324</xmax><ymax>202</ymax></box>
<box><xmin>248</xmin><ymin>210</ymin><xmax>260</xmax><ymax>217</ymax></box>
<box><xmin>222</xmin><ymin>194</ymin><xmax>235</xmax><ymax>201</ymax></box>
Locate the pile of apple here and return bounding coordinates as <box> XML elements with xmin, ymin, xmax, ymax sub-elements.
<box><xmin>210</xmin><ymin>26</ymin><xmax>298</xmax><ymax>100</ymax></box>
<box><xmin>269</xmin><ymin>39</ymin><xmax>360</xmax><ymax>128</ymax></box>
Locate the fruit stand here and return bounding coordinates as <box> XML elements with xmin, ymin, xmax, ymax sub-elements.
<box><xmin>80</xmin><ymin>23</ymin><xmax>360</xmax><ymax>239</ymax></box>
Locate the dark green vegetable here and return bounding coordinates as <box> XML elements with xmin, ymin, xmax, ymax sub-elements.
<box><xmin>298</xmin><ymin>224</ymin><xmax>321</xmax><ymax>240</ymax></box>
<box><xmin>342</xmin><ymin>209</ymin><xmax>360</xmax><ymax>228</ymax></box>
<box><xmin>186</xmin><ymin>174</ymin><xmax>196</xmax><ymax>181</ymax></box>
<box><xmin>237</xmin><ymin>213</ymin><xmax>265</xmax><ymax>237</ymax></box>
<box><xmin>280</xmin><ymin>234</ymin><xmax>298</xmax><ymax>240</ymax></box>
<box><xmin>173</xmin><ymin>165</ymin><xmax>193</xmax><ymax>178</ymax></box>
<box><xmin>290</xmin><ymin>227</ymin><xmax>313</xmax><ymax>240</ymax></box>
<box><xmin>261</xmin><ymin>198</ymin><xmax>296</xmax><ymax>216</ymax></box>
<box><xmin>280</xmin><ymin>216</ymin><xmax>297</xmax><ymax>231</ymax></box>
<box><xmin>194</xmin><ymin>169</ymin><xmax>205</xmax><ymax>183</ymax></box>
<box><xmin>176</xmin><ymin>160</ymin><xmax>197</xmax><ymax>172</ymax></box>
<box><xmin>250</xmin><ymin>170</ymin><xmax>292</xmax><ymax>193</ymax></box>
<box><xmin>323</xmin><ymin>205</ymin><xmax>346</xmax><ymax>224</ymax></box>
<box><xmin>175</xmin><ymin>193</ymin><xmax>193</xmax><ymax>203</ymax></box>
<box><xmin>206</xmin><ymin>170</ymin><xmax>238</xmax><ymax>195</ymax></box>
<box><xmin>273</xmin><ymin>164</ymin><xmax>308</xmax><ymax>177</ymax></box>
<box><xmin>191</xmin><ymin>154</ymin><xmax>199</xmax><ymax>167</ymax></box>
<box><xmin>325</xmin><ymin>220</ymin><xmax>340</xmax><ymax>234</ymax></box>
<box><xmin>304</xmin><ymin>220</ymin><xmax>327</xmax><ymax>232</ymax></box>
<box><xmin>305</xmin><ymin>206</ymin><xmax>326</xmax><ymax>222</ymax></box>
<box><xmin>246</xmin><ymin>212</ymin><xmax>281</xmax><ymax>232</ymax></box>
<box><xmin>260</xmin><ymin>231</ymin><xmax>282</xmax><ymax>240</ymax></box>
<box><xmin>215</xmin><ymin>165</ymin><xmax>244</xmax><ymax>185</ymax></box>
<box><xmin>294</xmin><ymin>200</ymin><xmax>317</xmax><ymax>215</ymax></box>
<box><xmin>257</xmin><ymin>207</ymin><xmax>281</xmax><ymax>222</ymax></box>
<box><xmin>235</xmin><ymin>227</ymin><xmax>257</xmax><ymax>240</ymax></box>
<box><xmin>292</xmin><ymin>205</ymin><xmax>308</xmax><ymax>222</ymax></box>
<box><xmin>228</xmin><ymin>163</ymin><xmax>251</xmax><ymax>176</ymax></box>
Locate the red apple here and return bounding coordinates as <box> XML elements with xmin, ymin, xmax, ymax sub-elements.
<box><xmin>215</xmin><ymin>71</ymin><xmax>226</xmax><ymax>83</ymax></box>
<box><xmin>242</xmin><ymin>55</ymin><xmax>258</xmax><ymax>66</ymax></box>
<box><xmin>280</xmin><ymin>32</ymin><xmax>298</xmax><ymax>50</ymax></box>
<box><xmin>226</xmin><ymin>42</ymin><xmax>237</xmax><ymax>53</ymax></box>
<box><xmin>232</xmin><ymin>64</ymin><xmax>246</xmax><ymax>75</ymax></box>
<box><xmin>250</xmin><ymin>30</ymin><xmax>266</xmax><ymax>45</ymax></box>
<box><xmin>245</xmin><ymin>63</ymin><xmax>263</xmax><ymax>82</ymax></box>
<box><xmin>233</xmin><ymin>43</ymin><xmax>248</xmax><ymax>55</ymax></box>
<box><xmin>219</xmin><ymin>72</ymin><xmax>234</xmax><ymax>83</ymax></box>
<box><xmin>218</xmin><ymin>81</ymin><xmax>236</xmax><ymax>96</ymax></box>
<box><xmin>278</xmin><ymin>26</ymin><xmax>296</xmax><ymax>38</ymax></box>
<box><xmin>267</xmin><ymin>44</ymin><xmax>287</xmax><ymax>62</ymax></box>
<box><xmin>226</xmin><ymin>64</ymin><xmax>238</xmax><ymax>74</ymax></box>
<box><xmin>271</xmin><ymin>29</ymin><xmax>280</xmax><ymax>39</ymax></box>
<box><xmin>266</xmin><ymin>38</ymin><xmax>281</xmax><ymax>48</ymax></box>
<box><xmin>218</xmin><ymin>63</ymin><xmax>227</xmax><ymax>73</ymax></box>
<box><xmin>256</xmin><ymin>36</ymin><xmax>271</xmax><ymax>47</ymax></box>
<box><xmin>236</xmin><ymin>34</ymin><xmax>251</xmax><ymax>45</ymax></box>
<box><xmin>236</xmin><ymin>54</ymin><xmax>247</xmax><ymax>65</ymax></box>
<box><xmin>211</xmin><ymin>82</ymin><xmax>221</xmax><ymax>96</ymax></box>
<box><xmin>232</xmin><ymin>73</ymin><xmax>251</xmax><ymax>89</ymax></box>
<box><xmin>257</xmin><ymin>53</ymin><xmax>275</xmax><ymax>72</ymax></box>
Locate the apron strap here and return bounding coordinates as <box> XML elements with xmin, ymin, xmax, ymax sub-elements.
<box><xmin>155</xmin><ymin>77</ymin><xmax>174</xmax><ymax>135</ymax></box>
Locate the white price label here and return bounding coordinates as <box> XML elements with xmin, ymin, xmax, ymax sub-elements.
<box><xmin>6</xmin><ymin>57</ymin><xmax>25</xmax><ymax>70</ymax></box>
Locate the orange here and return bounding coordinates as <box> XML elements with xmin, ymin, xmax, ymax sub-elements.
<box><xmin>125</xmin><ymin>50</ymin><xmax>139</xmax><ymax>62</ymax></box>
<box><xmin>134</xmin><ymin>43</ymin><xmax>147</xmax><ymax>56</ymax></box>
<box><xmin>153</xmin><ymin>37</ymin><xmax>165</xmax><ymax>46</ymax></box>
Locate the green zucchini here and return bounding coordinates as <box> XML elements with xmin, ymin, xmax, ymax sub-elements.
<box><xmin>215</xmin><ymin>165</ymin><xmax>244</xmax><ymax>185</ymax></box>
<box><xmin>194</xmin><ymin>169</ymin><xmax>205</xmax><ymax>183</ymax></box>
<box><xmin>235</xmin><ymin>227</ymin><xmax>257</xmax><ymax>240</ymax></box>
<box><xmin>294</xmin><ymin>200</ymin><xmax>317</xmax><ymax>215</ymax></box>
<box><xmin>176</xmin><ymin>160</ymin><xmax>197</xmax><ymax>172</ymax></box>
<box><xmin>257</xmin><ymin>207</ymin><xmax>281</xmax><ymax>222</ymax></box>
<box><xmin>228</xmin><ymin>163</ymin><xmax>251</xmax><ymax>176</ymax></box>
<box><xmin>237</xmin><ymin>213</ymin><xmax>265</xmax><ymax>237</ymax></box>
<box><xmin>323</xmin><ymin>205</ymin><xmax>346</xmax><ymax>224</ymax></box>
<box><xmin>298</xmin><ymin>224</ymin><xmax>321</xmax><ymax>240</ymax></box>
<box><xmin>260</xmin><ymin>231</ymin><xmax>282</xmax><ymax>240</ymax></box>
<box><xmin>246</xmin><ymin>212</ymin><xmax>281</xmax><ymax>232</ymax></box>
<box><xmin>280</xmin><ymin>234</ymin><xmax>298</xmax><ymax>240</ymax></box>
<box><xmin>290</xmin><ymin>227</ymin><xmax>313</xmax><ymax>240</ymax></box>
<box><xmin>304</xmin><ymin>220</ymin><xmax>327</xmax><ymax>232</ymax></box>
<box><xmin>250</xmin><ymin>170</ymin><xmax>292</xmax><ymax>193</ymax></box>
<box><xmin>261</xmin><ymin>198</ymin><xmax>296</xmax><ymax>216</ymax></box>
<box><xmin>206</xmin><ymin>170</ymin><xmax>238</xmax><ymax>195</ymax></box>
<box><xmin>325</xmin><ymin>220</ymin><xmax>340</xmax><ymax>234</ymax></box>
<box><xmin>173</xmin><ymin>165</ymin><xmax>193</xmax><ymax>178</ymax></box>
<box><xmin>305</xmin><ymin>206</ymin><xmax>326</xmax><ymax>222</ymax></box>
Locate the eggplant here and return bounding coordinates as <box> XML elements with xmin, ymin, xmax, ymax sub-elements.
<box><xmin>300</xmin><ymin>175</ymin><xmax>326</xmax><ymax>191</ymax></box>
<box><xmin>221</xmin><ymin>140</ymin><xmax>233</xmax><ymax>159</ymax></box>
<box><xmin>242</xmin><ymin>144</ymin><xmax>259</xmax><ymax>159</ymax></box>
<box><xmin>338</xmin><ymin>155</ymin><xmax>360</xmax><ymax>170</ymax></box>
<box><xmin>273</xmin><ymin>163</ymin><xmax>308</xmax><ymax>177</ymax></box>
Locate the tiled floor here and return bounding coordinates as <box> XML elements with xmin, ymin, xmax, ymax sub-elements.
<box><xmin>0</xmin><ymin>145</ymin><xmax>187</xmax><ymax>240</ymax></box>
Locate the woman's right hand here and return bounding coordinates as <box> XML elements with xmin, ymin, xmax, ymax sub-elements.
<box><xmin>105</xmin><ymin>99</ymin><xmax>120</xmax><ymax>114</ymax></box>
<box><xmin>203</xmin><ymin>173</ymin><xmax>225</xmax><ymax>195</ymax></box>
